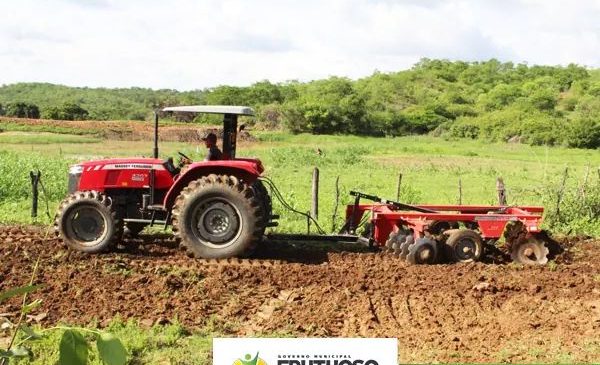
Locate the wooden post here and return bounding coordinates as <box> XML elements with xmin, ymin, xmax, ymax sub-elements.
<box><xmin>311</xmin><ymin>167</ymin><xmax>319</xmax><ymax>220</ymax></box>
<box><xmin>556</xmin><ymin>167</ymin><xmax>569</xmax><ymax>219</ymax></box>
<box><xmin>396</xmin><ymin>173</ymin><xmax>403</xmax><ymax>201</ymax></box>
<box><xmin>458</xmin><ymin>178</ymin><xmax>462</xmax><ymax>205</ymax></box>
<box><xmin>496</xmin><ymin>177</ymin><xmax>507</xmax><ymax>206</ymax></box>
<box><xmin>331</xmin><ymin>176</ymin><xmax>340</xmax><ymax>233</ymax></box>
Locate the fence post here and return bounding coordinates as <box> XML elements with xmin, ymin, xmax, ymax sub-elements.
<box><xmin>396</xmin><ymin>173</ymin><xmax>403</xmax><ymax>201</ymax></box>
<box><xmin>30</xmin><ymin>170</ymin><xmax>41</xmax><ymax>219</ymax></box>
<box><xmin>311</xmin><ymin>167</ymin><xmax>319</xmax><ymax>221</ymax></box>
<box><xmin>458</xmin><ymin>178</ymin><xmax>463</xmax><ymax>205</ymax></box>
<box><xmin>496</xmin><ymin>177</ymin><xmax>507</xmax><ymax>206</ymax></box>
<box><xmin>331</xmin><ymin>176</ymin><xmax>340</xmax><ymax>233</ymax></box>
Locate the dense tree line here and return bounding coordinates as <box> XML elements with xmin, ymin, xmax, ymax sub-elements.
<box><xmin>1</xmin><ymin>59</ymin><xmax>599</xmax><ymax>148</ymax></box>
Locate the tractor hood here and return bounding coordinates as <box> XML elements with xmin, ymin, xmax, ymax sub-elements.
<box><xmin>77</xmin><ymin>157</ymin><xmax>264</xmax><ymax>175</ymax></box>
<box><xmin>78</xmin><ymin>158</ymin><xmax>165</xmax><ymax>168</ymax></box>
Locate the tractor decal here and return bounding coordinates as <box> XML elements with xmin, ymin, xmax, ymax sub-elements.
<box><xmin>102</xmin><ymin>163</ymin><xmax>165</xmax><ymax>170</ymax></box>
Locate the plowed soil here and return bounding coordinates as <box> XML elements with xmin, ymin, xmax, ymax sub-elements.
<box><xmin>1</xmin><ymin>225</ymin><xmax>599</xmax><ymax>363</ymax></box>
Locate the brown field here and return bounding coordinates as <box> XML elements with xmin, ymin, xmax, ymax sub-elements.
<box><xmin>1</xmin><ymin>226</ymin><xmax>599</xmax><ymax>363</ymax></box>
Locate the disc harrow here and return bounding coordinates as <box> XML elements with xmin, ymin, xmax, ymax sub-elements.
<box><xmin>346</xmin><ymin>191</ymin><xmax>551</xmax><ymax>266</ymax></box>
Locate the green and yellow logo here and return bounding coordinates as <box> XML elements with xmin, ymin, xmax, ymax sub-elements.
<box><xmin>233</xmin><ymin>352</ymin><xmax>267</xmax><ymax>365</ymax></box>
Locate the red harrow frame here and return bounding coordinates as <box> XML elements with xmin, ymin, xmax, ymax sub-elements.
<box><xmin>341</xmin><ymin>191</ymin><xmax>549</xmax><ymax>265</ymax></box>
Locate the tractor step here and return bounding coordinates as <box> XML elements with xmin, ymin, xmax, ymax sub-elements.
<box><xmin>147</xmin><ymin>204</ymin><xmax>166</xmax><ymax>211</ymax></box>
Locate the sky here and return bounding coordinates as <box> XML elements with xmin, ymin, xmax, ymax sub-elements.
<box><xmin>1</xmin><ymin>0</ymin><xmax>599</xmax><ymax>90</ymax></box>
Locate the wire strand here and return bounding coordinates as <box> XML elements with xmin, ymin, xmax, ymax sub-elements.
<box><xmin>259</xmin><ymin>176</ymin><xmax>326</xmax><ymax>235</ymax></box>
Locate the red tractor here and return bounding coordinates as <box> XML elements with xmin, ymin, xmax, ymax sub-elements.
<box><xmin>55</xmin><ymin>106</ymin><xmax>274</xmax><ymax>259</ymax></box>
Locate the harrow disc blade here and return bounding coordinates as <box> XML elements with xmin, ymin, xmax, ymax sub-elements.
<box><xmin>511</xmin><ymin>239</ymin><xmax>549</xmax><ymax>265</ymax></box>
<box><xmin>385</xmin><ymin>231</ymin><xmax>398</xmax><ymax>252</ymax></box>
<box><xmin>399</xmin><ymin>235</ymin><xmax>414</xmax><ymax>259</ymax></box>
<box><xmin>407</xmin><ymin>237</ymin><xmax>438</xmax><ymax>265</ymax></box>
<box><xmin>392</xmin><ymin>234</ymin><xmax>406</xmax><ymax>256</ymax></box>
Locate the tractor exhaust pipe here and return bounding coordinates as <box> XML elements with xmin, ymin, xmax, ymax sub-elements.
<box><xmin>153</xmin><ymin>111</ymin><xmax>159</xmax><ymax>159</ymax></box>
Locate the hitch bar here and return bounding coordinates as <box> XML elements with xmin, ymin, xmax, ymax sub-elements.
<box><xmin>349</xmin><ymin>191</ymin><xmax>438</xmax><ymax>214</ymax></box>
<box><xmin>341</xmin><ymin>191</ymin><xmax>440</xmax><ymax>235</ymax></box>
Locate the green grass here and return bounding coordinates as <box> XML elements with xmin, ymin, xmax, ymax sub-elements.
<box><xmin>0</xmin><ymin>132</ymin><xmax>100</xmax><ymax>144</ymax></box>
<box><xmin>0</xmin><ymin>132</ymin><xmax>599</xmax><ymax>235</ymax></box>
<box><xmin>11</xmin><ymin>318</ymin><xmax>214</xmax><ymax>365</ymax></box>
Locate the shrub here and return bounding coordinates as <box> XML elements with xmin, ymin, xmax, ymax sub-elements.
<box><xmin>5</xmin><ymin>102</ymin><xmax>40</xmax><ymax>118</ymax></box>
<box><xmin>44</xmin><ymin>103</ymin><xmax>89</xmax><ymax>121</ymax></box>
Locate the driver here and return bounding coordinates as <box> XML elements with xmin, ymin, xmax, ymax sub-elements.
<box><xmin>202</xmin><ymin>132</ymin><xmax>222</xmax><ymax>161</ymax></box>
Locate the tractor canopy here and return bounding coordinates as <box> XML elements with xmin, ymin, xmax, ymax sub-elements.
<box><xmin>161</xmin><ymin>105</ymin><xmax>254</xmax><ymax>160</ymax></box>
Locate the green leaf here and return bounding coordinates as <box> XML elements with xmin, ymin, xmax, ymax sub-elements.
<box><xmin>20</xmin><ymin>324</ymin><xmax>42</xmax><ymax>340</ymax></box>
<box><xmin>0</xmin><ymin>285</ymin><xmax>41</xmax><ymax>303</ymax></box>
<box><xmin>21</xmin><ymin>299</ymin><xmax>43</xmax><ymax>314</ymax></box>
<box><xmin>59</xmin><ymin>330</ymin><xmax>88</xmax><ymax>365</ymax></box>
<box><xmin>97</xmin><ymin>332</ymin><xmax>127</xmax><ymax>365</ymax></box>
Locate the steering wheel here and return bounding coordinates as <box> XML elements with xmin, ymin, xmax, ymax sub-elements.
<box><xmin>178</xmin><ymin>151</ymin><xmax>192</xmax><ymax>161</ymax></box>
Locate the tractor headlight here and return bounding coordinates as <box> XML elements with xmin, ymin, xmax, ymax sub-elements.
<box><xmin>69</xmin><ymin>165</ymin><xmax>84</xmax><ymax>175</ymax></box>
<box><xmin>68</xmin><ymin>165</ymin><xmax>83</xmax><ymax>193</ymax></box>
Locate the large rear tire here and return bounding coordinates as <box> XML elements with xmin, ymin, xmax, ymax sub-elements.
<box><xmin>54</xmin><ymin>191</ymin><xmax>122</xmax><ymax>253</ymax></box>
<box><xmin>172</xmin><ymin>174</ymin><xmax>265</xmax><ymax>259</ymax></box>
<box><xmin>251</xmin><ymin>179</ymin><xmax>272</xmax><ymax>235</ymax></box>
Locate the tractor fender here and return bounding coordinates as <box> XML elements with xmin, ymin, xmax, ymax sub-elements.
<box><xmin>163</xmin><ymin>162</ymin><xmax>261</xmax><ymax>210</ymax></box>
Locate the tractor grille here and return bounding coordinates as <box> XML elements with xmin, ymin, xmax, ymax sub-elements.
<box><xmin>68</xmin><ymin>173</ymin><xmax>81</xmax><ymax>193</ymax></box>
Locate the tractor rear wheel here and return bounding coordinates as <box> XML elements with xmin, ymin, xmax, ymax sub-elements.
<box><xmin>54</xmin><ymin>191</ymin><xmax>122</xmax><ymax>253</ymax></box>
<box><xmin>251</xmin><ymin>179</ymin><xmax>272</xmax><ymax>235</ymax></box>
<box><xmin>172</xmin><ymin>174</ymin><xmax>265</xmax><ymax>259</ymax></box>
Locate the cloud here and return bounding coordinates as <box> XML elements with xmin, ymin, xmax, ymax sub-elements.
<box><xmin>0</xmin><ymin>0</ymin><xmax>598</xmax><ymax>89</ymax></box>
<box><xmin>210</xmin><ymin>32</ymin><xmax>294</xmax><ymax>53</ymax></box>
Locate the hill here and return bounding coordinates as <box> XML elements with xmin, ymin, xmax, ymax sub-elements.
<box><xmin>1</xmin><ymin>59</ymin><xmax>599</xmax><ymax>148</ymax></box>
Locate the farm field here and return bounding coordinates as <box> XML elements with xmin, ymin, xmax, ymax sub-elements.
<box><xmin>1</xmin><ymin>227</ymin><xmax>599</xmax><ymax>364</ymax></box>
<box><xmin>0</xmin><ymin>119</ymin><xmax>599</xmax><ymax>364</ymax></box>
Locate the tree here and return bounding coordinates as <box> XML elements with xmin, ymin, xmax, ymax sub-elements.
<box><xmin>567</xmin><ymin>97</ymin><xmax>600</xmax><ymax>148</ymax></box>
<box><xmin>4</xmin><ymin>102</ymin><xmax>40</xmax><ymax>118</ymax></box>
<box><xmin>44</xmin><ymin>103</ymin><xmax>89</xmax><ymax>120</ymax></box>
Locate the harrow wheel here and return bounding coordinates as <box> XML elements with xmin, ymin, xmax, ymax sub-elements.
<box><xmin>511</xmin><ymin>236</ymin><xmax>549</xmax><ymax>265</ymax></box>
<box><xmin>54</xmin><ymin>191</ymin><xmax>122</xmax><ymax>253</ymax></box>
<box><xmin>428</xmin><ymin>221</ymin><xmax>458</xmax><ymax>235</ymax></box>
<box><xmin>406</xmin><ymin>237</ymin><xmax>438</xmax><ymax>265</ymax></box>
<box><xmin>446</xmin><ymin>229</ymin><xmax>483</xmax><ymax>263</ymax></box>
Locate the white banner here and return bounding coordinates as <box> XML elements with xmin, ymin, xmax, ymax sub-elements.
<box><xmin>213</xmin><ymin>338</ymin><xmax>398</xmax><ymax>365</ymax></box>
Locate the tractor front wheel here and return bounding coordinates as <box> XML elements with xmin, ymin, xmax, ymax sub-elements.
<box><xmin>172</xmin><ymin>175</ymin><xmax>264</xmax><ymax>259</ymax></box>
<box><xmin>54</xmin><ymin>191</ymin><xmax>122</xmax><ymax>253</ymax></box>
